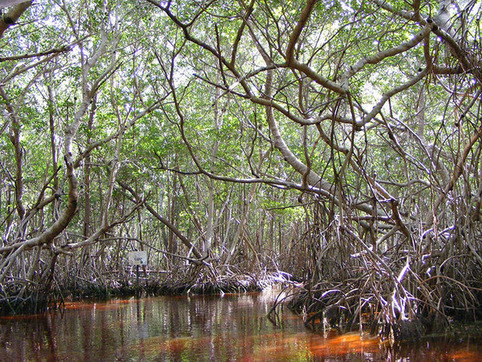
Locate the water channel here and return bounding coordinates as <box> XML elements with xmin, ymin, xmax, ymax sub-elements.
<box><xmin>0</xmin><ymin>288</ymin><xmax>480</xmax><ymax>361</ymax></box>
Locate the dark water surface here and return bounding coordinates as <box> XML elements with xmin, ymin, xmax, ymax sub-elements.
<box><xmin>0</xmin><ymin>289</ymin><xmax>480</xmax><ymax>361</ymax></box>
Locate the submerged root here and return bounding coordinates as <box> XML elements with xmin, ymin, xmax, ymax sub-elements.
<box><xmin>282</xmin><ymin>261</ymin><xmax>480</xmax><ymax>343</ymax></box>
<box><xmin>275</xmin><ymin>204</ymin><xmax>482</xmax><ymax>343</ymax></box>
<box><xmin>156</xmin><ymin>264</ymin><xmax>277</xmax><ymax>295</ymax></box>
<box><xmin>284</xmin><ymin>281</ymin><xmax>431</xmax><ymax>342</ymax></box>
<box><xmin>0</xmin><ymin>295</ymin><xmax>49</xmax><ymax>316</ymax></box>
<box><xmin>0</xmin><ymin>259</ymin><xmax>285</xmax><ymax>316</ymax></box>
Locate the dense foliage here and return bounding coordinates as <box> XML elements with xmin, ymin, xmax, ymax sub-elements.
<box><xmin>0</xmin><ymin>0</ymin><xmax>480</xmax><ymax>340</ymax></box>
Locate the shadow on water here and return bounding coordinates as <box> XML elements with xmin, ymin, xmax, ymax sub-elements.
<box><xmin>0</xmin><ymin>288</ymin><xmax>480</xmax><ymax>361</ymax></box>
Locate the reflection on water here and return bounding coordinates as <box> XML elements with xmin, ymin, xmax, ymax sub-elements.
<box><xmin>0</xmin><ymin>288</ymin><xmax>480</xmax><ymax>361</ymax></box>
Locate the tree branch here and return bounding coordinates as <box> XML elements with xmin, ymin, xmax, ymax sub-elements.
<box><xmin>0</xmin><ymin>1</ymin><xmax>32</xmax><ymax>38</ymax></box>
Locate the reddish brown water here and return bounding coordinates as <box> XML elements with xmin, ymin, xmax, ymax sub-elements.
<box><xmin>0</xmin><ymin>289</ymin><xmax>480</xmax><ymax>361</ymax></box>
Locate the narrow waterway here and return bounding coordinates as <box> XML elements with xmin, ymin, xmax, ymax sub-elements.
<box><xmin>0</xmin><ymin>288</ymin><xmax>480</xmax><ymax>361</ymax></box>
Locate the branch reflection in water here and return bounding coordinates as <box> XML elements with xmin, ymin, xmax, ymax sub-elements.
<box><xmin>0</xmin><ymin>288</ymin><xmax>480</xmax><ymax>360</ymax></box>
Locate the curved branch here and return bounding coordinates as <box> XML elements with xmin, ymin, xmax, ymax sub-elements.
<box><xmin>264</xmin><ymin>67</ymin><xmax>333</xmax><ymax>193</ymax></box>
<box><xmin>359</xmin><ymin>68</ymin><xmax>428</xmax><ymax>128</ymax></box>
<box><xmin>343</xmin><ymin>24</ymin><xmax>431</xmax><ymax>81</ymax></box>
<box><xmin>428</xmin><ymin>125</ymin><xmax>482</xmax><ymax>225</ymax></box>
<box><xmin>286</xmin><ymin>0</ymin><xmax>317</xmax><ymax>62</ymax></box>
<box><xmin>118</xmin><ymin>181</ymin><xmax>203</xmax><ymax>260</ymax></box>
<box><xmin>0</xmin><ymin>157</ymin><xmax>78</xmax><ymax>255</ymax></box>
<box><xmin>0</xmin><ymin>45</ymin><xmax>71</xmax><ymax>63</ymax></box>
<box><xmin>0</xmin><ymin>1</ymin><xmax>32</xmax><ymax>38</ymax></box>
